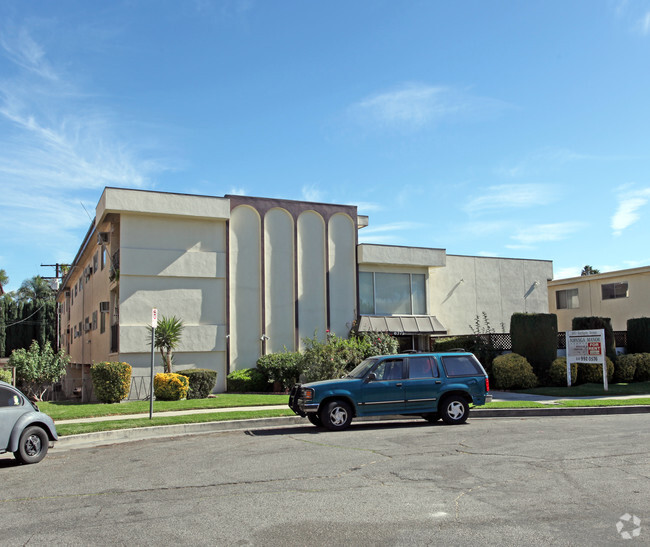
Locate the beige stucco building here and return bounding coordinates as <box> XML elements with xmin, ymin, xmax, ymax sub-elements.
<box><xmin>58</xmin><ymin>187</ymin><xmax>553</xmax><ymax>399</ymax></box>
<box><xmin>548</xmin><ymin>266</ymin><xmax>650</xmax><ymax>332</ymax></box>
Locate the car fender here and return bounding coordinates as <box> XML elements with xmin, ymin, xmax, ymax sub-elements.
<box><xmin>438</xmin><ymin>384</ymin><xmax>473</xmax><ymax>403</ymax></box>
<box><xmin>8</xmin><ymin>412</ymin><xmax>58</xmax><ymax>453</ymax></box>
<box><xmin>316</xmin><ymin>389</ymin><xmax>358</xmax><ymax>414</ymax></box>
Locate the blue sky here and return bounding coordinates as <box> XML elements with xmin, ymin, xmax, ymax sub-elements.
<box><xmin>2</xmin><ymin>0</ymin><xmax>650</xmax><ymax>293</ymax></box>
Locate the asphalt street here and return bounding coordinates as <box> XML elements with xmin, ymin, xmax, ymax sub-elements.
<box><xmin>1</xmin><ymin>414</ymin><xmax>648</xmax><ymax>546</ymax></box>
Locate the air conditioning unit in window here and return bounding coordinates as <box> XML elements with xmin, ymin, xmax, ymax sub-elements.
<box><xmin>99</xmin><ymin>301</ymin><xmax>110</xmax><ymax>313</ymax></box>
<box><xmin>97</xmin><ymin>232</ymin><xmax>110</xmax><ymax>245</ymax></box>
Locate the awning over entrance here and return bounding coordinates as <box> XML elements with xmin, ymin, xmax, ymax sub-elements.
<box><xmin>357</xmin><ymin>315</ymin><xmax>447</xmax><ymax>335</ymax></box>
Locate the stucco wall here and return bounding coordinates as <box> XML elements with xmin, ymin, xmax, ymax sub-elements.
<box><xmin>428</xmin><ymin>255</ymin><xmax>553</xmax><ymax>334</ymax></box>
<box><xmin>119</xmin><ymin>212</ymin><xmax>228</xmax><ymax>390</ymax></box>
<box><xmin>548</xmin><ymin>267</ymin><xmax>650</xmax><ymax>331</ymax></box>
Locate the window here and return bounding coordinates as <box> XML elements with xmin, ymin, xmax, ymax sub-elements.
<box><xmin>93</xmin><ymin>252</ymin><xmax>98</xmax><ymax>274</ymax></box>
<box><xmin>0</xmin><ymin>387</ymin><xmax>22</xmax><ymax>407</ymax></box>
<box><xmin>100</xmin><ymin>312</ymin><xmax>106</xmax><ymax>334</ymax></box>
<box><xmin>408</xmin><ymin>356</ymin><xmax>438</xmax><ymax>378</ymax></box>
<box><xmin>101</xmin><ymin>247</ymin><xmax>107</xmax><ymax>270</ymax></box>
<box><xmin>92</xmin><ymin>311</ymin><xmax>98</xmax><ymax>331</ymax></box>
<box><xmin>602</xmin><ymin>282</ymin><xmax>628</xmax><ymax>300</ymax></box>
<box><xmin>556</xmin><ymin>288</ymin><xmax>579</xmax><ymax>310</ymax></box>
<box><xmin>360</xmin><ymin>272</ymin><xmax>426</xmax><ymax>315</ymax></box>
<box><xmin>372</xmin><ymin>359</ymin><xmax>404</xmax><ymax>381</ymax></box>
<box><xmin>441</xmin><ymin>355</ymin><xmax>483</xmax><ymax>377</ymax></box>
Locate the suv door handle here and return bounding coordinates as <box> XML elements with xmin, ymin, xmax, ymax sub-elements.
<box><xmin>395</xmin><ymin>383</ymin><xmax>403</xmax><ymax>387</ymax></box>
<box><xmin>435</xmin><ymin>380</ymin><xmax>441</xmax><ymax>384</ymax></box>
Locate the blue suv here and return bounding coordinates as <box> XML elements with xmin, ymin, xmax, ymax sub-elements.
<box><xmin>289</xmin><ymin>352</ymin><xmax>492</xmax><ymax>431</ymax></box>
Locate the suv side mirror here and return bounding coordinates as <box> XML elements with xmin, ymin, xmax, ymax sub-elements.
<box><xmin>365</xmin><ymin>372</ymin><xmax>377</xmax><ymax>382</ymax></box>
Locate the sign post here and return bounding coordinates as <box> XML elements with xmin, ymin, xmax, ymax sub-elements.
<box><xmin>149</xmin><ymin>308</ymin><xmax>158</xmax><ymax>419</ymax></box>
<box><xmin>566</xmin><ymin>329</ymin><xmax>607</xmax><ymax>391</ymax></box>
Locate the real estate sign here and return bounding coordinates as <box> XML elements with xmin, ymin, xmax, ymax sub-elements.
<box><xmin>566</xmin><ymin>329</ymin><xmax>607</xmax><ymax>390</ymax></box>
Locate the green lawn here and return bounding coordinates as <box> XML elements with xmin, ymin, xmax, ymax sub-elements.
<box><xmin>56</xmin><ymin>408</ymin><xmax>296</xmax><ymax>436</ymax></box>
<box><xmin>482</xmin><ymin>398</ymin><xmax>650</xmax><ymax>409</ymax></box>
<box><xmin>512</xmin><ymin>381</ymin><xmax>650</xmax><ymax>398</ymax></box>
<box><xmin>40</xmin><ymin>393</ymin><xmax>290</xmax><ymax>420</ymax></box>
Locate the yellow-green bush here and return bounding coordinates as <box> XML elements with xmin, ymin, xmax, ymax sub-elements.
<box><xmin>577</xmin><ymin>357</ymin><xmax>614</xmax><ymax>384</ymax></box>
<box><xmin>154</xmin><ymin>372</ymin><xmax>189</xmax><ymax>401</ymax></box>
<box><xmin>549</xmin><ymin>357</ymin><xmax>578</xmax><ymax>386</ymax></box>
<box><xmin>90</xmin><ymin>361</ymin><xmax>132</xmax><ymax>403</ymax></box>
<box><xmin>492</xmin><ymin>353</ymin><xmax>538</xmax><ymax>390</ymax></box>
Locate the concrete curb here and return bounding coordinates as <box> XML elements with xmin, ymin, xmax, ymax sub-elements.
<box><xmin>55</xmin><ymin>405</ymin><xmax>650</xmax><ymax>451</ymax></box>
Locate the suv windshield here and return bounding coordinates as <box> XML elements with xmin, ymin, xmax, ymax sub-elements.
<box><xmin>347</xmin><ymin>358</ymin><xmax>379</xmax><ymax>378</ymax></box>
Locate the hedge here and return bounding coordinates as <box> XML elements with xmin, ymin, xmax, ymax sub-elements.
<box><xmin>226</xmin><ymin>368</ymin><xmax>269</xmax><ymax>392</ymax></box>
<box><xmin>90</xmin><ymin>361</ymin><xmax>132</xmax><ymax>404</ymax></box>
<box><xmin>549</xmin><ymin>357</ymin><xmax>578</xmax><ymax>386</ymax></box>
<box><xmin>634</xmin><ymin>353</ymin><xmax>650</xmax><ymax>382</ymax></box>
<box><xmin>256</xmin><ymin>352</ymin><xmax>302</xmax><ymax>390</ymax></box>
<box><xmin>0</xmin><ymin>368</ymin><xmax>12</xmax><ymax>383</ymax></box>
<box><xmin>577</xmin><ymin>358</ymin><xmax>614</xmax><ymax>384</ymax></box>
<box><xmin>176</xmin><ymin>368</ymin><xmax>217</xmax><ymax>399</ymax></box>
<box><xmin>571</xmin><ymin>317</ymin><xmax>616</xmax><ymax>362</ymax></box>
<box><xmin>492</xmin><ymin>353</ymin><xmax>538</xmax><ymax>390</ymax></box>
<box><xmin>511</xmin><ymin>313</ymin><xmax>557</xmax><ymax>380</ymax></box>
<box><xmin>627</xmin><ymin>318</ymin><xmax>650</xmax><ymax>354</ymax></box>
<box><xmin>614</xmin><ymin>354</ymin><xmax>638</xmax><ymax>383</ymax></box>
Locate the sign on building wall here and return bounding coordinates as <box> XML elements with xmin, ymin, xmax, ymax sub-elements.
<box><xmin>566</xmin><ymin>329</ymin><xmax>607</xmax><ymax>390</ymax></box>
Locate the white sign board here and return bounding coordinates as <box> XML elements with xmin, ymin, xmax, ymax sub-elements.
<box><xmin>152</xmin><ymin>308</ymin><xmax>158</xmax><ymax>329</ymax></box>
<box><xmin>566</xmin><ymin>329</ymin><xmax>607</xmax><ymax>390</ymax></box>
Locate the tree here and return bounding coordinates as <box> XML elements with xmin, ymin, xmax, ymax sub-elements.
<box><xmin>581</xmin><ymin>265</ymin><xmax>600</xmax><ymax>276</ymax></box>
<box><xmin>17</xmin><ymin>275</ymin><xmax>54</xmax><ymax>303</ymax></box>
<box><xmin>148</xmin><ymin>315</ymin><xmax>185</xmax><ymax>373</ymax></box>
<box><xmin>9</xmin><ymin>340</ymin><xmax>69</xmax><ymax>401</ymax></box>
<box><xmin>0</xmin><ymin>269</ymin><xmax>8</xmax><ymax>295</ymax></box>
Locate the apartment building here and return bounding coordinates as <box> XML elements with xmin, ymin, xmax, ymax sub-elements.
<box><xmin>58</xmin><ymin>187</ymin><xmax>553</xmax><ymax>399</ymax></box>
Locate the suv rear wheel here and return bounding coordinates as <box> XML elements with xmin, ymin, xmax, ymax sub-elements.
<box><xmin>440</xmin><ymin>396</ymin><xmax>469</xmax><ymax>425</ymax></box>
<box><xmin>321</xmin><ymin>400</ymin><xmax>352</xmax><ymax>431</ymax></box>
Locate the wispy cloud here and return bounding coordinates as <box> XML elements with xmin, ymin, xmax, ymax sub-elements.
<box><xmin>349</xmin><ymin>82</ymin><xmax>505</xmax><ymax>131</ymax></box>
<box><xmin>0</xmin><ymin>21</ymin><xmax>168</xmax><ymax>285</ymax></box>
<box><xmin>611</xmin><ymin>186</ymin><xmax>650</xmax><ymax>235</ymax></box>
<box><xmin>497</xmin><ymin>147</ymin><xmax>607</xmax><ymax>179</ymax></box>
<box><xmin>301</xmin><ymin>184</ymin><xmax>324</xmax><ymax>202</ymax></box>
<box><xmin>511</xmin><ymin>222</ymin><xmax>584</xmax><ymax>246</ymax></box>
<box><xmin>464</xmin><ymin>184</ymin><xmax>556</xmax><ymax>215</ymax></box>
<box><xmin>642</xmin><ymin>11</ymin><xmax>650</xmax><ymax>34</ymax></box>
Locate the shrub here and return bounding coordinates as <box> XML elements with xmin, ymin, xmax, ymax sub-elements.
<box><xmin>226</xmin><ymin>368</ymin><xmax>269</xmax><ymax>392</ymax></box>
<box><xmin>492</xmin><ymin>353</ymin><xmax>538</xmax><ymax>390</ymax></box>
<box><xmin>432</xmin><ymin>336</ymin><xmax>473</xmax><ymax>353</ymax></box>
<box><xmin>634</xmin><ymin>353</ymin><xmax>650</xmax><ymax>382</ymax></box>
<box><xmin>614</xmin><ymin>354</ymin><xmax>638</xmax><ymax>383</ymax></box>
<box><xmin>571</xmin><ymin>317</ymin><xmax>616</xmax><ymax>362</ymax></box>
<box><xmin>154</xmin><ymin>373</ymin><xmax>189</xmax><ymax>401</ymax></box>
<box><xmin>511</xmin><ymin>313</ymin><xmax>558</xmax><ymax>381</ymax></box>
<box><xmin>577</xmin><ymin>358</ymin><xmax>614</xmax><ymax>384</ymax></box>
<box><xmin>256</xmin><ymin>352</ymin><xmax>303</xmax><ymax>390</ymax></box>
<box><xmin>0</xmin><ymin>368</ymin><xmax>12</xmax><ymax>383</ymax></box>
<box><xmin>90</xmin><ymin>361</ymin><xmax>132</xmax><ymax>403</ymax></box>
<box><xmin>627</xmin><ymin>318</ymin><xmax>650</xmax><ymax>354</ymax></box>
<box><xmin>548</xmin><ymin>357</ymin><xmax>578</xmax><ymax>386</ymax></box>
<box><xmin>359</xmin><ymin>332</ymin><xmax>400</xmax><ymax>357</ymax></box>
<box><xmin>176</xmin><ymin>368</ymin><xmax>217</xmax><ymax>399</ymax></box>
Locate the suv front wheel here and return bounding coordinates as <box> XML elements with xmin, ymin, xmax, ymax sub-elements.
<box><xmin>321</xmin><ymin>400</ymin><xmax>352</xmax><ymax>431</ymax></box>
<box><xmin>440</xmin><ymin>396</ymin><xmax>469</xmax><ymax>425</ymax></box>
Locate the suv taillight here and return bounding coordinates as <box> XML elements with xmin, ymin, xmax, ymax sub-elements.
<box><xmin>485</xmin><ymin>377</ymin><xmax>490</xmax><ymax>392</ymax></box>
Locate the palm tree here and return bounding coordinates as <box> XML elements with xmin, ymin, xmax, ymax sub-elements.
<box><xmin>17</xmin><ymin>276</ymin><xmax>54</xmax><ymax>303</ymax></box>
<box><xmin>581</xmin><ymin>265</ymin><xmax>601</xmax><ymax>276</ymax></box>
<box><xmin>148</xmin><ymin>315</ymin><xmax>185</xmax><ymax>373</ymax></box>
<box><xmin>0</xmin><ymin>269</ymin><xmax>8</xmax><ymax>295</ymax></box>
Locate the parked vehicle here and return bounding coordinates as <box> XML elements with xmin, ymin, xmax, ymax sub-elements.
<box><xmin>0</xmin><ymin>380</ymin><xmax>58</xmax><ymax>464</ymax></box>
<box><xmin>289</xmin><ymin>352</ymin><xmax>492</xmax><ymax>431</ymax></box>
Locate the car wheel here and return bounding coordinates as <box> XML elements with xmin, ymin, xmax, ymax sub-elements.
<box><xmin>321</xmin><ymin>400</ymin><xmax>352</xmax><ymax>431</ymax></box>
<box><xmin>422</xmin><ymin>412</ymin><xmax>440</xmax><ymax>423</ymax></box>
<box><xmin>440</xmin><ymin>396</ymin><xmax>469</xmax><ymax>425</ymax></box>
<box><xmin>14</xmin><ymin>426</ymin><xmax>49</xmax><ymax>464</ymax></box>
<box><xmin>307</xmin><ymin>413</ymin><xmax>323</xmax><ymax>427</ymax></box>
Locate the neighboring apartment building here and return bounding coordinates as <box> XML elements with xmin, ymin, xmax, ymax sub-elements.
<box><xmin>548</xmin><ymin>266</ymin><xmax>650</xmax><ymax>332</ymax></box>
<box><xmin>58</xmin><ymin>187</ymin><xmax>553</xmax><ymax>399</ymax></box>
